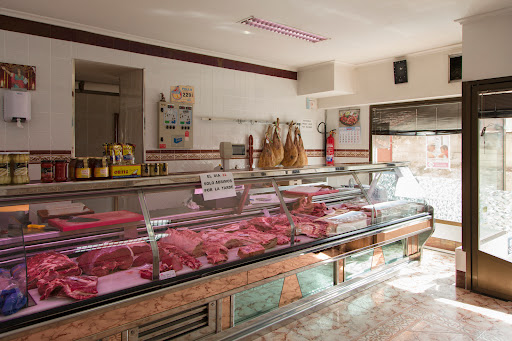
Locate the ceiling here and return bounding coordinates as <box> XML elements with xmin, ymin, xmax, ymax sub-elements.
<box><xmin>1</xmin><ymin>0</ymin><xmax>511</xmax><ymax>70</ymax></box>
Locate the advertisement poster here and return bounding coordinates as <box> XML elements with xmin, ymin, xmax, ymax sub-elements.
<box><xmin>170</xmin><ymin>85</ymin><xmax>194</xmax><ymax>104</ymax></box>
<box><xmin>426</xmin><ymin>135</ymin><xmax>450</xmax><ymax>169</ymax></box>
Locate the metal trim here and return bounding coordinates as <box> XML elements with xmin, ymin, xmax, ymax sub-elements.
<box><xmin>271</xmin><ymin>179</ymin><xmax>296</xmax><ymax>246</ymax></box>
<box><xmin>138</xmin><ymin>190</ymin><xmax>160</xmax><ymax>281</ymax></box>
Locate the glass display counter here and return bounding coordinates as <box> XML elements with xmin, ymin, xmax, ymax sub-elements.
<box><xmin>0</xmin><ymin>163</ymin><xmax>433</xmax><ymax>339</ymax></box>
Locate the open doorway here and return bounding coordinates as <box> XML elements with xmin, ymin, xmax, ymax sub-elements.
<box><xmin>73</xmin><ymin>60</ymin><xmax>144</xmax><ymax>163</ymax></box>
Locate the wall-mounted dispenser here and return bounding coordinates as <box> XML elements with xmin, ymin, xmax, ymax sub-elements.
<box><xmin>3</xmin><ymin>90</ymin><xmax>31</xmax><ymax>128</ymax></box>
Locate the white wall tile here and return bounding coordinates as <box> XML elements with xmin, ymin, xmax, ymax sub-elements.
<box><xmin>29</xmin><ymin>111</ymin><xmax>51</xmax><ymax>133</ymax></box>
<box><xmin>29</xmin><ymin>163</ymin><xmax>41</xmax><ymax>181</ymax></box>
<box><xmin>51</xmin><ymin>113</ymin><xmax>72</xmax><ymax>150</ymax></box>
<box><xmin>31</xmin><ymin>90</ymin><xmax>52</xmax><ymax>114</ymax></box>
<box><xmin>51</xmin><ymin>39</ymin><xmax>72</xmax><ymax>59</ymax></box>
<box><xmin>5</xmin><ymin>122</ymin><xmax>29</xmax><ymax>150</ymax></box>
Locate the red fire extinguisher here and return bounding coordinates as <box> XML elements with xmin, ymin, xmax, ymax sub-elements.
<box><xmin>326</xmin><ymin>130</ymin><xmax>335</xmax><ymax>165</ymax></box>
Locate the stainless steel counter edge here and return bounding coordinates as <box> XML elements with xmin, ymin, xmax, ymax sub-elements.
<box><xmin>0</xmin><ymin>162</ymin><xmax>408</xmax><ymax>199</ymax></box>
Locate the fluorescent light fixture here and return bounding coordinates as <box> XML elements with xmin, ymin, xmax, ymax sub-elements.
<box><xmin>239</xmin><ymin>16</ymin><xmax>328</xmax><ymax>43</ymax></box>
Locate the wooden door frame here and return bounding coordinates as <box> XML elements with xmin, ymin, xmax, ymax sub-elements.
<box><xmin>462</xmin><ymin>75</ymin><xmax>512</xmax><ymax>292</ymax></box>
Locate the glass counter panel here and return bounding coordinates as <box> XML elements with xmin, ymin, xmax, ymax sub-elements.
<box><xmin>345</xmin><ymin>249</ymin><xmax>374</xmax><ymax>280</ymax></box>
<box><xmin>0</xmin><ymin>192</ymin><xmax>151</xmax><ymax>325</ymax></box>
<box><xmin>381</xmin><ymin>239</ymin><xmax>405</xmax><ymax>264</ymax></box>
<box><xmin>233</xmin><ymin>278</ymin><xmax>284</xmax><ymax>325</ymax></box>
<box><xmin>296</xmin><ymin>262</ymin><xmax>334</xmax><ymax>297</ymax></box>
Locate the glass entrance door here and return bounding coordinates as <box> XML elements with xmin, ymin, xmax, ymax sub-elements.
<box><xmin>466</xmin><ymin>82</ymin><xmax>512</xmax><ymax>300</ymax></box>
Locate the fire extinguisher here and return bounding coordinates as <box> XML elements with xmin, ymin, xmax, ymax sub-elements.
<box><xmin>326</xmin><ymin>130</ymin><xmax>335</xmax><ymax>165</ymax></box>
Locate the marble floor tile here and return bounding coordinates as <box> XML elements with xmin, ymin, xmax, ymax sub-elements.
<box><xmin>253</xmin><ymin>250</ymin><xmax>512</xmax><ymax>341</ymax></box>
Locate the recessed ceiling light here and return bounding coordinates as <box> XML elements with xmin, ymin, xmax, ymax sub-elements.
<box><xmin>242</xmin><ymin>30</ymin><xmax>252</xmax><ymax>35</ymax></box>
<box><xmin>239</xmin><ymin>16</ymin><xmax>328</xmax><ymax>43</ymax></box>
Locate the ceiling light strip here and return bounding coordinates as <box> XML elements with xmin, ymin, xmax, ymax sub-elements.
<box><xmin>240</xmin><ymin>16</ymin><xmax>328</xmax><ymax>43</ymax></box>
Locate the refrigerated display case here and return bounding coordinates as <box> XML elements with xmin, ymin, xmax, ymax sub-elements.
<box><xmin>0</xmin><ymin>163</ymin><xmax>433</xmax><ymax>340</ymax></box>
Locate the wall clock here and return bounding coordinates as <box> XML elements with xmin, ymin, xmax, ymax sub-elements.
<box><xmin>393</xmin><ymin>60</ymin><xmax>408</xmax><ymax>84</ymax></box>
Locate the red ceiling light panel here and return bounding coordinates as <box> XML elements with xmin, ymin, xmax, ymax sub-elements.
<box><xmin>239</xmin><ymin>16</ymin><xmax>328</xmax><ymax>43</ymax></box>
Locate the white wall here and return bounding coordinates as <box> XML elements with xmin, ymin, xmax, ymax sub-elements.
<box><xmin>318</xmin><ymin>48</ymin><xmax>462</xmax><ymax>109</ymax></box>
<box><xmin>461</xmin><ymin>9</ymin><xmax>512</xmax><ymax>81</ymax></box>
<box><xmin>0</xmin><ymin>29</ymin><xmax>325</xmax><ymax>175</ymax></box>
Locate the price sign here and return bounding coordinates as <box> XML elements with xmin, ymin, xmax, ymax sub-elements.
<box><xmin>300</xmin><ymin>119</ymin><xmax>313</xmax><ymax>131</ymax></box>
<box><xmin>170</xmin><ymin>85</ymin><xmax>195</xmax><ymax>104</ymax></box>
<box><xmin>199</xmin><ymin>172</ymin><xmax>236</xmax><ymax>201</ymax></box>
<box><xmin>159</xmin><ymin>270</ymin><xmax>176</xmax><ymax>280</ymax></box>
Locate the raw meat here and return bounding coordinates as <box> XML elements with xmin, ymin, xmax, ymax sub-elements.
<box><xmin>37</xmin><ymin>275</ymin><xmax>98</xmax><ymax>300</ymax></box>
<box><xmin>247</xmin><ymin>216</ymin><xmax>274</xmax><ymax>232</ymax></box>
<box><xmin>128</xmin><ymin>242</ymin><xmax>151</xmax><ymax>255</ymax></box>
<box><xmin>217</xmin><ymin>222</ymin><xmax>246</xmax><ymax>233</ymax></box>
<box><xmin>139</xmin><ymin>262</ymin><xmax>173</xmax><ymax>280</ymax></box>
<box><xmin>238</xmin><ymin>244</ymin><xmax>265</xmax><ymax>259</ymax></box>
<box><xmin>258</xmin><ymin>125</ymin><xmax>276</xmax><ymax>168</ymax></box>
<box><xmin>132</xmin><ymin>251</ymin><xmax>154</xmax><ymax>267</ymax></box>
<box><xmin>201</xmin><ymin>230</ymin><xmax>243</xmax><ymax>249</ymax></box>
<box><xmin>27</xmin><ymin>251</ymin><xmax>81</xmax><ymax>289</ymax></box>
<box><xmin>292</xmin><ymin>197</ymin><xmax>328</xmax><ymax>217</ymax></box>
<box><xmin>204</xmin><ymin>242</ymin><xmax>229</xmax><ymax>264</ymax></box>
<box><xmin>238</xmin><ymin>229</ymin><xmax>278</xmax><ymax>249</ymax></box>
<box><xmin>159</xmin><ymin>243</ymin><xmax>202</xmax><ymax>270</ymax></box>
<box><xmin>159</xmin><ymin>229</ymin><xmax>204</xmax><ymax>257</ymax></box>
<box><xmin>270</xmin><ymin>118</ymin><xmax>284</xmax><ymax>165</ymax></box>
<box><xmin>77</xmin><ymin>245</ymin><xmax>134</xmax><ymax>277</ymax></box>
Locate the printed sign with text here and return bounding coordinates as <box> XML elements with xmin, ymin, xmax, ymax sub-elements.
<box><xmin>199</xmin><ymin>172</ymin><xmax>236</xmax><ymax>201</ymax></box>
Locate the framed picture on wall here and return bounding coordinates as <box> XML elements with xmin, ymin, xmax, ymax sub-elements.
<box><xmin>0</xmin><ymin>63</ymin><xmax>36</xmax><ymax>90</ymax></box>
<box><xmin>339</xmin><ymin>109</ymin><xmax>360</xmax><ymax>127</ymax></box>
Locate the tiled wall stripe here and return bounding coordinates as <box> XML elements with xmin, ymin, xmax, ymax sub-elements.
<box><xmin>0</xmin><ymin>14</ymin><xmax>297</xmax><ymax>80</ymax></box>
<box><xmin>0</xmin><ymin>150</ymin><xmax>72</xmax><ymax>164</ymax></box>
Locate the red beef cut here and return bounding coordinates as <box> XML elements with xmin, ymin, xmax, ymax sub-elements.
<box><xmin>247</xmin><ymin>217</ymin><xmax>274</xmax><ymax>231</ymax></box>
<box><xmin>27</xmin><ymin>251</ymin><xmax>81</xmax><ymax>289</ymax></box>
<box><xmin>201</xmin><ymin>231</ymin><xmax>243</xmax><ymax>249</ymax></box>
<box><xmin>77</xmin><ymin>245</ymin><xmax>134</xmax><ymax>277</ymax></box>
<box><xmin>239</xmin><ymin>229</ymin><xmax>278</xmax><ymax>249</ymax></box>
<box><xmin>204</xmin><ymin>242</ymin><xmax>229</xmax><ymax>264</ymax></box>
<box><xmin>159</xmin><ymin>229</ymin><xmax>204</xmax><ymax>257</ymax></box>
<box><xmin>37</xmin><ymin>275</ymin><xmax>98</xmax><ymax>300</ymax></box>
<box><xmin>132</xmin><ymin>251</ymin><xmax>153</xmax><ymax>267</ymax></box>
<box><xmin>159</xmin><ymin>243</ymin><xmax>202</xmax><ymax>270</ymax></box>
<box><xmin>238</xmin><ymin>244</ymin><xmax>265</xmax><ymax>259</ymax></box>
<box><xmin>128</xmin><ymin>242</ymin><xmax>151</xmax><ymax>255</ymax></box>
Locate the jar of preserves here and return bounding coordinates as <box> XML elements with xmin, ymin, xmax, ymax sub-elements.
<box><xmin>41</xmin><ymin>160</ymin><xmax>54</xmax><ymax>183</ymax></box>
<box><xmin>93</xmin><ymin>157</ymin><xmax>109</xmax><ymax>179</ymax></box>
<box><xmin>141</xmin><ymin>163</ymin><xmax>150</xmax><ymax>177</ymax></box>
<box><xmin>159</xmin><ymin>163</ymin><xmax>168</xmax><ymax>176</ymax></box>
<box><xmin>150</xmin><ymin>163</ymin><xmax>160</xmax><ymax>176</ymax></box>
<box><xmin>0</xmin><ymin>154</ymin><xmax>11</xmax><ymax>185</ymax></box>
<box><xmin>11</xmin><ymin>153</ymin><xmax>30</xmax><ymax>184</ymax></box>
<box><xmin>75</xmin><ymin>157</ymin><xmax>91</xmax><ymax>180</ymax></box>
<box><xmin>54</xmin><ymin>160</ymin><xmax>68</xmax><ymax>182</ymax></box>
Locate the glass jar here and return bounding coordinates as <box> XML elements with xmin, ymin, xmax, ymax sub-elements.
<box><xmin>11</xmin><ymin>153</ymin><xmax>30</xmax><ymax>184</ymax></box>
<box><xmin>159</xmin><ymin>163</ymin><xmax>168</xmax><ymax>176</ymax></box>
<box><xmin>141</xmin><ymin>163</ymin><xmax>150</xmax><ymax>177</ymax></box>
<box><xmin>40</xmin><ymin>160</ymin><xmax>54</xmax><ymax>183</ymax></box>
<box><xmin>75</xmin><ymin>157</ymin><xmax>91</xmax><ymax>180</ymax></box>
<box><xmin>150</xmin><ymin>163</ymin><xmax>160</xmax><ymax>176</ymax></box>
<box><xmin>0</xmin><ymin>154</ymin><xmax>10</xmax><ymax>185</ymax></box>
<box><xmin>93</xmin><ymin>157</ymin><xmax>109</xmax><ymax>179</ymax></box>
<box><xmin>54</xmin><ymin>160</ymin><xmax>68</xmax><ymax>182</ymax></box>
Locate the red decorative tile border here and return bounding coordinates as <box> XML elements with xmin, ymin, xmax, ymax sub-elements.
<box><xmin>0</xmin><ymin>15</ymin><xmax>297</xmax><ymax>80</ymax></box>
<box><xmin>0</xmin><ymin>150</ymin><xmax>72</xmax><ymax>164</ymax></box>
<box><xmin>146</xmin><ymin>149</ymin><xmax>328</xmax><ymax>162</ymax></box>
<box><xmin>334</xmin><ymin>149</ymin><xmax>369</xmax><ymax>158</ymax></box>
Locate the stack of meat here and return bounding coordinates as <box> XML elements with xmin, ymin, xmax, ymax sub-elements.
<box><xmin>292</xmin><ymin>196</ymin><xmax>329</xmax><ymax>217</ymax></box>
<box><xmin>27</xmin><ymin>251</ymin><xmax>98</xmax><ymax>301</ymax></box>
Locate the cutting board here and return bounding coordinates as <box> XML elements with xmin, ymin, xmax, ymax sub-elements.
<box><xmin>48</xmin><ymin>210</ymin><xmax>144</xmax><ymax>232</ymax></box>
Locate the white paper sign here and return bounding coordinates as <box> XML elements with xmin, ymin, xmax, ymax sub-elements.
<box><xmin>300</xmin><ymin>119</ymin><xmax>313</xmax><ymax>131</ymax></box>
<box><xmin>200</xmin><ymin>172</ymin><xmax>236</xmax><ymax>201</ymax></box>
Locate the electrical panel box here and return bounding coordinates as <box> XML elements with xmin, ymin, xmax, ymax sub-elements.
<box><xmin>158</xmin><ymin>102</ymin><xmax>193</xmax><ymax>149</ymax></box>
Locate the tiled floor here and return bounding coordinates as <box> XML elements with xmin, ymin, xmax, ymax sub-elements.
<box><xmin>254</xmin><ymin>249</ymin><xmax>512</xmax><ymax>341</ymax></box>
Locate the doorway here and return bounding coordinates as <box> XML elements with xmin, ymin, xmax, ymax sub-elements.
<box><xmin>73</xmin><ymin>60</ymin><xmax>144</xmax><ymax>163</ymax></box>
<box><xmin>463</xmin><ymin>78</ymin><xmax>512</xmax><ymax>300</ymax></box>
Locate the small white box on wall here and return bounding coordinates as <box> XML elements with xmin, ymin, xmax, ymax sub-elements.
<box><xmin>3</xmin><ymin>90</ymin><xmax>31</xmax><ymax>126</ymax></box>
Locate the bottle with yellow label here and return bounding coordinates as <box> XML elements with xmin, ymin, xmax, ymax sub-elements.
<box><xmin>10</xmin><ymin>153</ymin><xmax>30</xmax><ymax>184</ymax></box>
<box><xmin>75</xmin><ymin>157</ymin><xmax>91</xmax><ymax>180</ymax></box>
